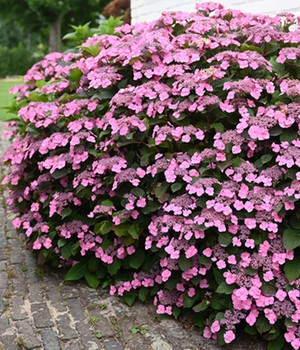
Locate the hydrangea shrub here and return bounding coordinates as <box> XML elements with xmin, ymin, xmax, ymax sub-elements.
<box><xmin>3</xmin><ymin>2</ymin><xmax>300</xmax><ymax>348</ymax></box>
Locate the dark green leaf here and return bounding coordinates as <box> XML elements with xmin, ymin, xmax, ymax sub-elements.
<box><xmin>128</xmin><ymin>224</ymin><xmax>141</xmax><ymax>240</ymax></box>
<box><xmin>107</xmin><ymin>259</ymin><xmax>121</xmax><ymax>276</ymax></box>
<box><xmin>244</xmin><ymin>325</ymin><xmax>257</xmax><ymax>335</ymax></box>
<box><xmin>283</xmin><ymin>228</ymin><xmax>300</xmax><ymax>250</ymax></box>
<box><xmin>124</xmin><ymin>292</ymin><xmax>136</xmax><ymax>306</ymax></box>
<box><xmin>171</xmin><ymin>183</ymin><xmax>183</xmax><ymax>192</ymax></box>
<box><xmin>138</xmin><ymin>287</ymin><xmax>149</xmax><ymax>302</ymax></box>
<box><xmin>183</xmin><ymin>294</ymin><xmax>198</xmax><ymax>308</ymax></box>
<box><xmin>178</xmin><ymin>256</ymin><xmax>193</xmax><ymax>271</ymax></box>
<box><xmin>57</xmin><ymin>239</ymin><xmax>66</xmax><ymax>248</ymax></box>
<box><xmin>129</xmin><ymin>250</ymin><xmax>145</xmax><ymax>269</ymax></box>
<box><xmin>84</xmin><ymin>272</ymin><xmax>100</xmax><ymax>288</ymax></box>
<box><xmin>61</xmin><ymin>243</ymin><xmax>74</xmax><ymax>259</ymax></box>
<box><xmin>216</xmin><ymin>282</ymin><xmax>235</xmax><ymax>294</ymax></box>
<box><xmin>256</xmin><ymin>316</ymin><xmax>272</xmax><ymax>334</ymax></box>
<box><xmin>193</xmin><ymin>300</ymin><xmax>209</xmax><ymax>312</ymax></box>
<box><xmin>114</xmin><ymin>223</ymin><xmax>130</xmax><ymax>237</ymax></box>
<box><xmin>61</xmin><ymin>208</ymin><xmax>72</xmax><ymax>219</ymax></box>
<box><xmin>65</xmin><ymin>262</ymin><xmax>87</xmax><ymax>281</ymax></box>
<box><xmin>269</xmin><ymin>56</ymin><xmax>286</xmax><ymax>77</ymax></box>
<box><xmin>284</xmin><ymin>258</ymin><xmax>300</xmax><ymax>282</ymax></box>
<box><xmin>199</xmin><ymin>256</ymin><xmax>211</xmax><ymax>265</ymax></box>
<box><xmin>218</xmin><ymin>233</ymin><xmax>232</xmax><ymax>247</ymax></box>
<box><xmin>94</xmin><ymin>221</ymin><xmax>112</xmax><ymax>235</ymax></box>
<box><xmin>51</xmin><ymin>168</ymin><xmax>68</xmax><ymax>179</ymax></box>
<box><xmin>261</xmin><ymin>282</ymin><xmax>276</xmax><ymax>296</ymax></box>
<box><xmin>267</xmin><ymin>336</ymin><xmax>285</xmax><ymax>350</ymax></box>
<box><xmin>261</xmin><ymin>154</ymin><xmax>273</xmax><ymax>164</ymax></box>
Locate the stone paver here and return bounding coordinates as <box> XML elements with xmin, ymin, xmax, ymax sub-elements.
<box><xmin>0</xmin><ymin>124</ymin><xmax>266</xmax><ymax>350</ymax></box>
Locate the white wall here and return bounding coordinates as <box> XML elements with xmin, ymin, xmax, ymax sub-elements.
<box><xmin>131</xmin><ymin>0</ymin><xmax>300</xmax><ymax>24</ymax></box>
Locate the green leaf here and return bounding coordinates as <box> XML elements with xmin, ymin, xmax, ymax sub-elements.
<box><xmin>269</xmin><ymin>125</ymin><xmax>282</xmax><ymax>136</ymax></box>
<box><xmin>94</xmin><ymin>221</ymin><xmax>112</xmax><ymax>235</ymax></box>
<box><xmin>280</xmin><ymin>129</ymin><xmax>298</xmax><ymax>143</ymax></box>
<box><xmin>65</xmin><ymin>262</ymin><xmax>87</xmax><ymax>281</ymax></box>
<box><xmin>107</xmin><ymin>259</ymin><xmax>121</xmax><ymax>276</ymax></box>
<box><xmin>114</xmin><ymin>223</ymin><xmax>130</xmax><ymax>237</ymax></box>
<box><xmin>61</xmin><ymin>242</ymin><xmax>74</xmax><ymax>259</ymax></box>
<box><xmin>57</xmin><ymin>239</ymin><xmax>66</xmax><ymax>248</ymax></box>
<box><xmin>269</xmin><ymin>56</ymin><xmax>286</xmax><ymax>77</ymax></box>
<box><xmin>61</xmin><ymin>208</ymin><xmax>72</xmax><ymax>219</ymax></box>
<box><xmin>211</xmin><ymin>122</ymin><xmax>224</xmax><ymax>132</ymax></box>
<box><xmin>141</xmin><ymin>201</ymin><xmax>160</xmax><ymax>214</ymax></box>
<box><xmin>130</xmin><ymin>327</ymin><xmax>138</xmax><ymax>334</ymax></box>
<box><xmin>284</xmin><ymin>258</ymin><xmax>300</xmax><ymax>282</ymax></box>
<box><xmin>101</xmin><ymin>199</ymin><xmax>114</xmax><ymax>207</ymax></box>
<box><xmin>84</xmin><ymin>272</ymin><xmax>100</xmax><ymax>288</ymax></box>
<box><xmin>244</xmin><ymin>325</ymin><xmax>257</xmax><ymax>335</ymax></box>
<box><xmin>267</xmin><ymin>336</ymin><xmax>285</xmax><ymax>350</ymax></box>
<box><xmin>171</xmin><ymin>183</ymin><xmax>183</xmax><ymax>192</ymax></box>
<box><xmin>69</xmin><ymin>68</ymin><xmax>82</xmax><ymax>83</ymax></box>
<box><xmin>138</xmin><ymin>287</ymin><xmax>149</xmax><ymax>302</ymax></box>
<box><xmin>283</xmin><ymin>228</ymin><xmax>300</xmax><ymax>250</ymax></box>
<box><xmin>172</xmin><ymin>307</ymin><xmax>181</xmax><ymax>319</ymax></box>
<box><xmin>128</xmin><ymin>224</ymin><xmax>142</xmax><ymax>240</ymax></box>
<box><xmin>131</xmin><ymin>188</ymin><xmax>145</xmax><ymax>197</ymax></box>
<box><xmin>218</xmin><ymin>233</ymin><xmax>232</xmax><ymax>247</ymax></box>
<box><xmin>36</xmin><ymin>80</ymin><xmax>46</xmax><ymax>88</ymax></box>
<box><xmin>261</xmin><ymin>282</ymin><xmax>276</xmax><ymax>296</ymax></box>
<box><xmin>94</xmin><ymin>330</ymin><xmax>103</xmax><ymax>339</ymax></box>
<box><xmin>256</xmin><ymin>316</ymin><xmax>272</xmax><ymax>334</ymax></box>
<box><xmin>193</xmin><ymin>300</ymin><xmax>209</xmax><ymax>313</ymax></box>
<box><xmin>216</xmin><ymin>282</ymin><xmax>235</xmax><ymax>295</ymax></box>
<box><xmin>261</xmin><ymin>154</ymin><xmax>273</xmax><ymax>164</ymax></box>
<box><xmin>199</xmin><ymin>256</ymin><xmax>211</xmax><ymax>265</ymax></box>
<box><xmin>178</xmin><ymin>256</ymin><xmax>193</xmax><ymax>271</ymax></box>
<box><xmin>124</xmin><ymin>291</ymin><xmax>136</xmax><ymax>306</ymax></box>
<box><xmin>81</xmin><ymin>44</ymin><xmax>100</xmax><ymax>56</ymax></box>
<box><xmin>183</xmin><ymin>294</ymin><xmax>198</xmax><ymax>308</ymax></box>
<box><xmin>154</xmin><ymin>183</ymin><xmax>169</xmax><ymax>200</ymax></box>
<box><xmin>129</xmin><ymin>250</ymin><xmax>145</xmax><ymax>269</ymax></box>
<box><xmin>51</xmin><ymin>168</ymin><xmax>68</xmax><ymax>179</ymax></box>
<box><xmin>98</xmin><ymin>16</ymin><xmax>123</xmax><ymax>35</ymax></box>
<box><xmin>240</xmin><ymin>43</ymin><xmax>261</xmax><ymax>53</ymax></box>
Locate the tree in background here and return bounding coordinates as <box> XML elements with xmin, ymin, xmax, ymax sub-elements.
<box><xmin>0</xmin><ymin>0</ymin><xmax>110</xmax><ymax>53</ymax></box>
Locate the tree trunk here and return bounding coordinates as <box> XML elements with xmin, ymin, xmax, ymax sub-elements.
<box><xmin>48</xmin><ymin>15</ymin><xmax>62</xmax><ymax>53</ymax></box>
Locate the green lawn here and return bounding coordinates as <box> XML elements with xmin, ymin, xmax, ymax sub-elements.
<box><xmin>0</xmin><ymin>78</ymin><xmax>22</xmax><ymax>120</ymax></box>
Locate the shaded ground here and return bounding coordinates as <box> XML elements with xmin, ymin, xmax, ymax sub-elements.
<box><xmin>0</xmin><ymin>124</ymin><xmax>267</xmax><ymax>350</ymax></box>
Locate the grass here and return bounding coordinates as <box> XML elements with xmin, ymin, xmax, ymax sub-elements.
<box><xmin>0</xmin><ymin>78</ymin><xmax>22</xmax><ymax>120</ymax></box>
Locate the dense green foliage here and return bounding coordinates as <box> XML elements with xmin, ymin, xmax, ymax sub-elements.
<box><xmin>0</xmin><ymin>0</ymin><xmax>110</xmax><ymax>76</ymax></box>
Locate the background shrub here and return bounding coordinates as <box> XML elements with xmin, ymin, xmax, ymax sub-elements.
<box><xmin>0</xmin><ymin>44</ymin><xmax>40</xmax><ymax>77</ymax></box>
<box><xmin>3</xmin><ymin>2</ymin><xmax>300</xmax><ymax>348</ymax></box>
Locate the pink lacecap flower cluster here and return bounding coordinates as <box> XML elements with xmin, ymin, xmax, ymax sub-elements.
<box><xmin>3</xmin><ymin>2</ymin><xmax>300</xmax><ymax>348</ymax></box>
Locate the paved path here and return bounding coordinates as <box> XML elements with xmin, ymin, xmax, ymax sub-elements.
<box><xmin>0</xmin><ymin>125</ymin><xmax>265</xmax><ymax>350</ymax></box>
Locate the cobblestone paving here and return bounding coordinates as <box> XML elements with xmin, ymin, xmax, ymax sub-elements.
<box><xmin>0</xmin><ymin>125</ymin><xmax>266</xmax><ymax>350</ymax></box>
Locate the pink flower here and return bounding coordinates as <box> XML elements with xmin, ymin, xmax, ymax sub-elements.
<box><xmin>248</xmin><ymin>125</ymin><xmax>270</xmax><ymax>140</ymax></box>
<box><xmin>211</xmin><ymin>320</ymin><xmax>220</xmax><ymax>333</ymax></box>
<box><xmin>185</xmin><ymin>246</ymin><xmax>198</xmax><ymax>258</ymax></box>
<box><xmin>224</xmin><ymin>330</ymin><xmax>235</xmax><ymax>344</ymax></box>
<box><xmin>244</xmin><ymin>218</ymin><xmax>256</xmax><ymax>229</ymax></box>
<box><xmin>275</xmin><ymin>290</ymin><xmax>287</xmax><ymax>301</ymax></box>
<box><xmin>43</xmin><ymin>238</ymin><xmax>52</xmax><ymax>249</ymax></box>
<box><xmin>246</xmin><ymin>308</ymin><xmax>259</xmax><ymax>326</ymax></box>
<box><xmin>161</xmin><ymin>269</ymin><xmax>171</xmax><ymax>282</ymax></box>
